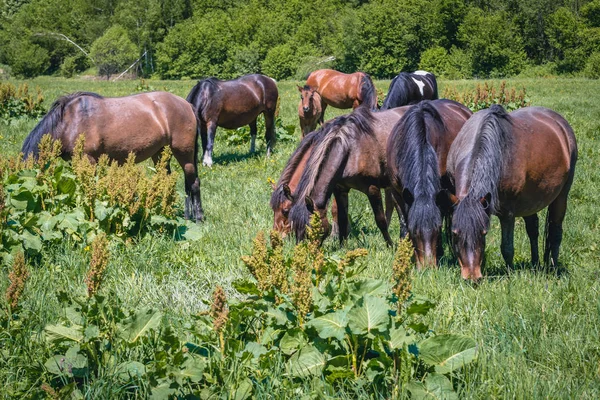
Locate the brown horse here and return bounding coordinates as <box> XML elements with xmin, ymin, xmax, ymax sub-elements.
<box><xmin>21</xmin><ymin>91</ymin><xmax>203</xmax><ymax>222</ymax></box>
<box><xmin>386</xmin><ymin>100</ymin><xmax>472</xmax><ymax>268</ymax></box>
<box><xmin>270</xmin><ymin>130</ymin><xmax>338</xmax><ymax>238</ymax></box>
<box><xmin>446</xmin><ymin>105</ymin><xmax>577</xmax><ymax>281</ymax></box>
<box><xmin>288</xmin><ymin>106</ymin><xmax>411</xmax><ymax>246</ymax></box>
<box><xmin>306</xmin><ymin>69</ymin><xmax>378</xmax><ymax>118</ymax></box>
<box><xmin>186</xmin><ymin>74</ymin><xmax>279</xmax><ymax>167</ymax></box>
<box><xmin>297</xmin><ymin>85</ymin><xmax>323</xmax><ymax>137</ymax></box>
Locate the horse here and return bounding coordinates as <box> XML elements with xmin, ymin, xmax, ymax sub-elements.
<box><xmin>288</xmin><ymin>106</ymin><xmax>411</xmax><ymax>246</ymax></box>
<box><xmin>386</xmin><ymin>99</ymin><xmax>472</xmax><ymax>268</ymax></box>
<box><xmin>21</xmin><ymin>91</ymin><xmax>203</xmax><ymax>222</ymax></box>
<box><xmin>297</xmin><ymin>85</ymin><xmax>323</xmax><ymax>137</ymax></box>
<box><xmin>270</xmin><ymin>130</ymin><xmax>338</xmax><ymax>238</ymax></box>
<box><xmin>380</xmin><ymin>71</ymin><xmax>438</xmax><ymax>110</ymax></box>
<box><xmin>446</xmin><ymin>105</ymin><xmax>577</xmax><ymax>281</ymax></box>
<box><xmin>305</xmin><ymin>69</ymin><xmax>378</xmax><ymax>119</ymax></box>
<box><xmin>186</xmin><ymin>74</ymin><xmax>279</xmax><ymax>167</ymax></box>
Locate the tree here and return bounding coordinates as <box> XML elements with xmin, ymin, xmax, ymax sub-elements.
<box><xmin>90</xmin><ymin>25</ymin><xmax>138</xmax><ymax>79</ymax></box>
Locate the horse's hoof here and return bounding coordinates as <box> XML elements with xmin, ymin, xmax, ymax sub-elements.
<box><xmin>202</xmin><ymin>158</ymin><xmax>213</xmax><ymax>168</ymax></box>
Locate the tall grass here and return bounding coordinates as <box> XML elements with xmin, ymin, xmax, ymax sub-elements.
<box><xmin>1</xmin><ymin>77</ymin><xmax>599</xmax><ymax>398</ymax></box>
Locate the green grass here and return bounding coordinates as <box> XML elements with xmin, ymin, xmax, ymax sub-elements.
<box><xmin>1</xmin><ymin>76</ymin><xmax>600</xmax><ymax>398</ymax></box>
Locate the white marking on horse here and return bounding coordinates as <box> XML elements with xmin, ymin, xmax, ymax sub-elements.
<box><xmin>412</xmin><ymin>77</ymin><xmax>425</xmax><ymax>95</ymax></box>
<box><xmin>413</xmin><ymin>70</ymin><xmax>429</xmax><ymax>76</ymax></box>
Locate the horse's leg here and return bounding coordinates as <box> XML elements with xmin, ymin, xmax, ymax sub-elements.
<box><xmin>389</xmin><ymin>189</ymin><xmax>408</xmax><ymax>238</ymax></box>
<box><xmin>335</xmin><ymin>189</ymin><xmax>350</xmax><ymax>244</ymax></box>
<box><xmin>330</xmin><ymin>190</ymin><xmax>340</xmax><ymax>238</ymax></box>
<box><xmin>384</xmin><ymin>188</ymin><xmax>394</xmax><ymax>226</ymax></box>
<box><xmin>151</xmin><ymin>147</ymin><xmax>172</xmax><ymax>174</ymax></box>
<box><xmin>174</xmin><ymin>149</ymin><xmax>204</xmax><ymax>222</ymax></box>
<box><xmin>499</xmin><ymin>215</ymin><xmax>515</xmax><ymax>271</ymax></box>
<box><xmin>264</xmin><ymin>110</ymin><xmax>276</xmax><ymax>156</ymax></box>
<box><xmin>367</xmin><ymin>185</ymin><xmax>393</xmax><ymax>247</ymax></box>
<box><xmin>320</xmin><ymin>103</ymin><xmax>327</xmax><ymax>125</ymax></box>
<box><xmin>202</xmin><ymin>121</ymin><xmax>217</xmax><ymax>167</ymax></box>
<box><xmin>249</xmin><ymin>119</ymin><xmax>257</xmax><ymax>154</ymax></box>
<box><xmin>544</xmin><ymin>195</ymin><xmax>569</xmax><ymax>268</ymax></box>
<box><xmin>523</xmin><ymin>214</ymin><xmax>539</xmax><ymax>267</ymax></box>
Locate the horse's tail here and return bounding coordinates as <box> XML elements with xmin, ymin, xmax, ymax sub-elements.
<box><xmin>186</xmin><ymin>78</ymin><xmax>218</xmax><ymax>122</ymax></box>
<box><xmin>359</xmin><ymin>73</ymin><xmax>378</xmax><ymax>111</ymax></box>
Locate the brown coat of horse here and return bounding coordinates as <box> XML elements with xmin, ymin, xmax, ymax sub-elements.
<box><xmin>288</xmin><ymin>106</ymin><xmax>411</xmax><ymax>246</ymax></box>
<box><xmin>306</xmin><ymin>69</ymin><xmax>378</xmax><ymax>118</ymax></box>
<box><xmin>297</xmin><ymin>85</ymin><xmax>323</xmax><ymax>137</ymax></box>
<box><xmin>186</xmin><ymin>74</ymin><xmax>279</xmax><ymax>167</ymax></box>
<box><xmin>386</xmin><ymin>99</ymin><xmax>472</xmax><ymax>268</ymax></box>
<box><xmin>21</xmin><ymin>91</ymin><xmax>203</xmax><ymax>222</ymax></box>
<box><xmin>447</xmin><ymin>105</ymin><xmax>577</xmax><ymax>281</ymax></box>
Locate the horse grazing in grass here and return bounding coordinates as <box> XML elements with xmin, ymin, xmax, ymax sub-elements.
<box><xmin>381</xmin><ymin>71</ymin><xmax>438</xmax><ymax>110</ymax></box>
<box><xmin>297</xmin><ymin>85</ymin><xmax>323</xmax><ymax>137</ymax></box>
<box><xmin>386</xmin><ymin>99</ymin><xmax>472</xmax><ymax>268</ymax></box>
<box><xmin>288</xmin><ymin>106</ymin><xmax>411</xmax><ymax>246</ymax></box>
<box><xmin>447</xmin><ymin>105</ymin><xmax>577</xmax><ymax>281</ymax></box>
<box><xmin>306</xmin><ymin>69</ymin><xmax>378</xmax><ymax>117</ymax></box>
<box><xmin>21</xmin><ymin>91</ymin><xmax>203</xmax><ymax>222</ymax></box>
<box><xmin>186</xmin><ymin>74</ymin><xmax>279</xmax><ymax>167</ymax></box>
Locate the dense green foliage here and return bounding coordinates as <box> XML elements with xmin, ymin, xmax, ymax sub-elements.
<box><xmin>0</xmin><ymin>77</ymin><xmax>599</xmax><ymax>398</ymax></box>
<box><xmin>1</xmin><ymin>0</ymin><xmax>600</xmax><ymax>79</ymax></box>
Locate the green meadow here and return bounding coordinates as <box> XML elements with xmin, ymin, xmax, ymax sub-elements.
<box><xmin>1</xmin><ymin>76</ymin><xmax>600</xmax><ymax>398</ymax></box>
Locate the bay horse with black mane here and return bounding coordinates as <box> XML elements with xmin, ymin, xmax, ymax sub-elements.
<box><xmin>305</xmin><ymin>69</ymin><xmax>378</xmax><ymax>117</ymax></box>
<box><xmin>186</xmin><ymin>74</ymin><xmax>279</xmax><ymax>167</ymax></box>
<box><xmin>381</xmin><ymin>71</ymin><xmax>438</xmax><ymax>110</ymax></box>
<box><xmin>447</xmin><ymin>105</ymin><xmax>577</xmax><ymax>281</ymax></box>
<box><xmin>288</xmin><ymin>106</ymin><xmax>411</xmax><ymax>246</ymax></box>
<box><xmin>386</xmin><ymin>99</ymin><xmax>472</xmax><ymax>268</ymax></box>
<box><xmin>297</xmin><ymin>85</ymin><xmax>323</xmax><ymax>137</ymax></box>
<box><xmin>21</xmin><ymin>91</ymin><xmax>203</xmax><ymax>222</ymax></box>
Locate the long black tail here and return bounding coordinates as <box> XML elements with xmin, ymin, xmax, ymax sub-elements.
<box><xmin>359</xmin><ymin>73</ymin><xmax>378</xmax><ymax>111</ymax></box>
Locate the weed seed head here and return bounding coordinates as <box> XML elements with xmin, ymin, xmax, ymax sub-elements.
<box><xmin>85</xmin><ymin>233</ymin><xmax>110</xmax><ymax>297</ymax></box>
<box><xmin>5</xmin><ymin>252</ymin><xmax>29</xmax><ymax>309</ymax></box>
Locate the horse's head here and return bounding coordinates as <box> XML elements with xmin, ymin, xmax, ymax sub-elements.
<box><xmin>298</xmin><ymin>85</ymin><xmax>319</xmax><ymax>115</ymax></box>
<box><xmin>289</xmin><ymin>195</ymin><xmax>331</xmax><ymax>244</ymax></box>
<box><xmin>449</xmin><ymin>192</ymin><xmax>492</xmax><ymax>281</ymax></box>
<box><xmin>271</xmin><ymin>184</ymin><xmax>294</xmax><ymax>237</ymax></box>
<box><xmin>402</xmin><ymin>188</ymin><xmax>443</xmax><ymax>268</ymax></box>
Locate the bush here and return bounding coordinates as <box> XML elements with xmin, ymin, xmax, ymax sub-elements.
<box><xmin>419</xmin><ymin>46</ymin><xmax>450</xmax><ymax>77</ymax></box>
<box><xmin>518</xmin><ymin>62</ymin><xmax>558</xmax><ymax>78</ymax></box>
<box><xmin>261</xmin><ymin>43</ymin><xmax>298</xmax><ymax>80</ymax></box>
<box><xmin>0</xmin><ymin>82</ymin><xmax>45</xmax><ymax>121</ymax></box>
<box><xmin>90</xmin><ymin>25</ymin><xmax>138</xmax><ymax>79</ymax></box>
<box><xmin>6</xmin><ymin>40</ymin><xmax>49</xmax><ymax>78</ymax></box>
<box><xmin>584</xmin><ymin>52</ymin><xmax>600</xmax><ymax>79</ymax></box>
<box><xmin>59</xmin><ymin>54</ymin><xmax>89</xmax><ymax>78</ymax></box>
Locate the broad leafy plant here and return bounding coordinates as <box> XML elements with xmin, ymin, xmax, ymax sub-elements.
<box><xmin>443</xmin><ymin>81</ymin><xmax>531</xmax><ymax>112</ymax></box>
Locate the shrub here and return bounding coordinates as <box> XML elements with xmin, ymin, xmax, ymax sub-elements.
<box><xmin>90</xmin><ymin>25</ymin><xmax>138</xmax><ymax>79</ymax></box>
<box><xmin>584</xmin><ymin>52</ymin><xmax>600</xmax><ymax>79</ymax></box>
<box><xmin>0</xmin><ymin>82</ymin><xmax>45</xmax><ymax>121</ymax></box>
<box><xmin>261</xmin><ymin>43</ymin><xmax>298</xmax><ymax>80</ymax></box>
<box><xmin>419</xmin><ymin>46</ymin><xmax>450</xmax><ymax>77</ymax></box>
<box><xmin>443</xmin><ymin>81</ymin><xmax>531</xmax><ymax>112</ymax></box>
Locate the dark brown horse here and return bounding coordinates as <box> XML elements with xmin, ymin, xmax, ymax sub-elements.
<box><xmin>386</xmin><ymin>100</ymin><xmax>472</xmax><ymax>268</ymax></box>
<box><xmin>21</xmin><ymin>91</ymin><xmax>203</xmax><ymax>221</ymax></box>
<box><xmin>288</xmin><ymin>106</ymin><xmax>411</xmax><ymax>246</ymax></box>
<box><xmin>446</xmin><ymin>105</ymin><xmax>577</xmax><ymax>281</ymax></box>
<box><xmin>297</xmin><ymin>85</ymin><xmax>323</xmax><ymax>137</ymax></box>
<box><xmin>306</xmin><ymin>69</ymin><xmax>378</xmax><ymax>118</ymax></box>
<box><xmin>186</xmin><ymin>74</ymin><xmax>279</xmax><ymax>167</ymax></box>
<box><xmin>381</xmin><ymin>71</ymin><xmax>438</xmax><ymax>110</ymax></box>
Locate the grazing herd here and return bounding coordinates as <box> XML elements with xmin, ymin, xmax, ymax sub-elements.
<box><xmin>21</xmin><ymin>69</ymin><xmax>577</xmax><ymax>281</ymax></box>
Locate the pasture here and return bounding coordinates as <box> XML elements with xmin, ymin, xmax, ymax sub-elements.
<box><xmin>1</xmin><ymin>76</ymin><xmax>600</xmax><ymax>398</ymax></box>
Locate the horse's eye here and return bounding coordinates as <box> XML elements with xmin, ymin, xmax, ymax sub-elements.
<box><xmin>283</xmin><ymin>208</ymin><xmax>290</xmax><ymax>217</ymax></box>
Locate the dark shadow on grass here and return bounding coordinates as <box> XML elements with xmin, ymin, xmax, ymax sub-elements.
<box><xmin>483</xmin><ymin>259</ymin><xmax>569</xmax><ymax>282</ymax></box>
<box><xmin>210</xmin><ymin>149</ymin><xmax>263</xmax><ymax>165</ymax></box>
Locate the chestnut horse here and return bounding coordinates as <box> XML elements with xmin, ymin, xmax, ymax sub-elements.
<box><xmin>186</xmin><ymin>74</ymin><xmax>279</xmax><ymax>167</ymax></box>
<box><xmin>447</xmin><ymin>105</ymin><xmax>577</xmax><ymax>281</ymax></box>
<box><xmin>386</xmin><ymin>99</ymin><xmax>472</xmax><ymax>268</ymax></box>
<box><xmin>21</xmin><ymin>91</ymin><xmax>203</xmax><ymax>222</ymax></box>
<box><xmin>297</xmin><ymin>85</ymin><xmax>323</xmax><ymax>137</ymax></box>
<box><xmin>288</xmin><ymin>106</ymin><xmax>411</xmax><ymax>246</ymax></box>
<box><xmin>381</xmin><ymin>71</ymin><xmax>438</xmax><ymax>110</ymax></box>
<box><xmin>306</xmin><ymin>69</ymin><xmax>378</xmax><ymax>118</ymax></box>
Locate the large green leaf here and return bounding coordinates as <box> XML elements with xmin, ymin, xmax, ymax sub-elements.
<box><xmin>407</xmin><ymin>374</ymin><xmax>458</xmax><ymax>400</ymax></box>
<box><xmin>388</xmin><ymin>325</ymin><xmax>416</xmax><ymax>350</ymax></box>
<box><xmin>418</xmin><ymin>334</ymin><xmax>477</xmax><ymax>374</ymax></box>
<box><xmin>116</xmin><ymin>361</ymin><xmax>146</xmax><ymax>382</ymax></box>
<box><xmin>45</xmin><ymin>324</ymin><xmax>84</xmax><ymax>344</ymax></box>
<box><xmin>348</xmin><ymin>295</ymin><xmax>390</xmax><ymax>335</ymax></box>
<box><xmin>279</xmin><ymin>328</ymin><xmax>307</xmax><ymax>355</ymax></box>
<box><xmin>287</xmin><ymin>345</ymin><xmax>326</xmax><ymax>378</ymax></box>
<box><xmin>119</xmin><ymin>309</ymin><xmax>163</xmax><ymax>343</ymax></box>
<box><xmin>21</xmin><ymin>229</ymin><xmax>42</xmax><ymax>252</ymax></box>
<box><xmin>351</xmin><ymin>279</ymin><xmax>389</xmax><ymax>299</ymax></box>
<box><xmin>306</xmin><ymin>309</ymin><xmax>348</xmax><ymax>341</ymax></box>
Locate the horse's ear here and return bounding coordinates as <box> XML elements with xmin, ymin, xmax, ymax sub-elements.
<box><xmin>283</xmin><ymin>184</ymin><xmax>294</xmax><ymax>201</ymax></box>
<box><xmin>402</xmin><ymin>188</ymin><xmax>414</xmax><ymax>207</ymax></box>
<box><xmin>480</xmin><ymin>193</ymin><xmax>492</xmax><ymax>210</ymax></box>
<box><xmin>305</xmin><ymin>196</ymin><xmax>315</xmax><ymax>213</ymax></box>
<box><xmin>297</xmin><ymin>85</ymin><xmax>303</xmax><ymax>92</ymax></box>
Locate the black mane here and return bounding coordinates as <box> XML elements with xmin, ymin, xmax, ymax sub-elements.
<box><xmin>186</xmin><ymin>78</ymin><xmax>220</xmax><ymax>121</ymax></box>
<box><xmin>359</xmin><ymin>73</ymin><xmax>378</xmax><ymax>111</ymax></box>
<box><xmin>22</xmin><ymin>92</ymin><xmax>103</xmax><ymax>159</ymax></box>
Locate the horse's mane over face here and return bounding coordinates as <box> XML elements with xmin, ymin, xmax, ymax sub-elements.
<box><xmin>21</xmin><ymin>92</ymin><xmax>103</xmax><ymax>159</ymax></box>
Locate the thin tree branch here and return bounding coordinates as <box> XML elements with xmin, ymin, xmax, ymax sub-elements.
<box><xmin>34</xmin><ymin>32</ymin><xmax>96</xmax><ymax>64</ymax></box>
<box><xmin>112</xmin><ymin>50</ymin><xmax>148</xmax><ymax>82</ymax></box>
